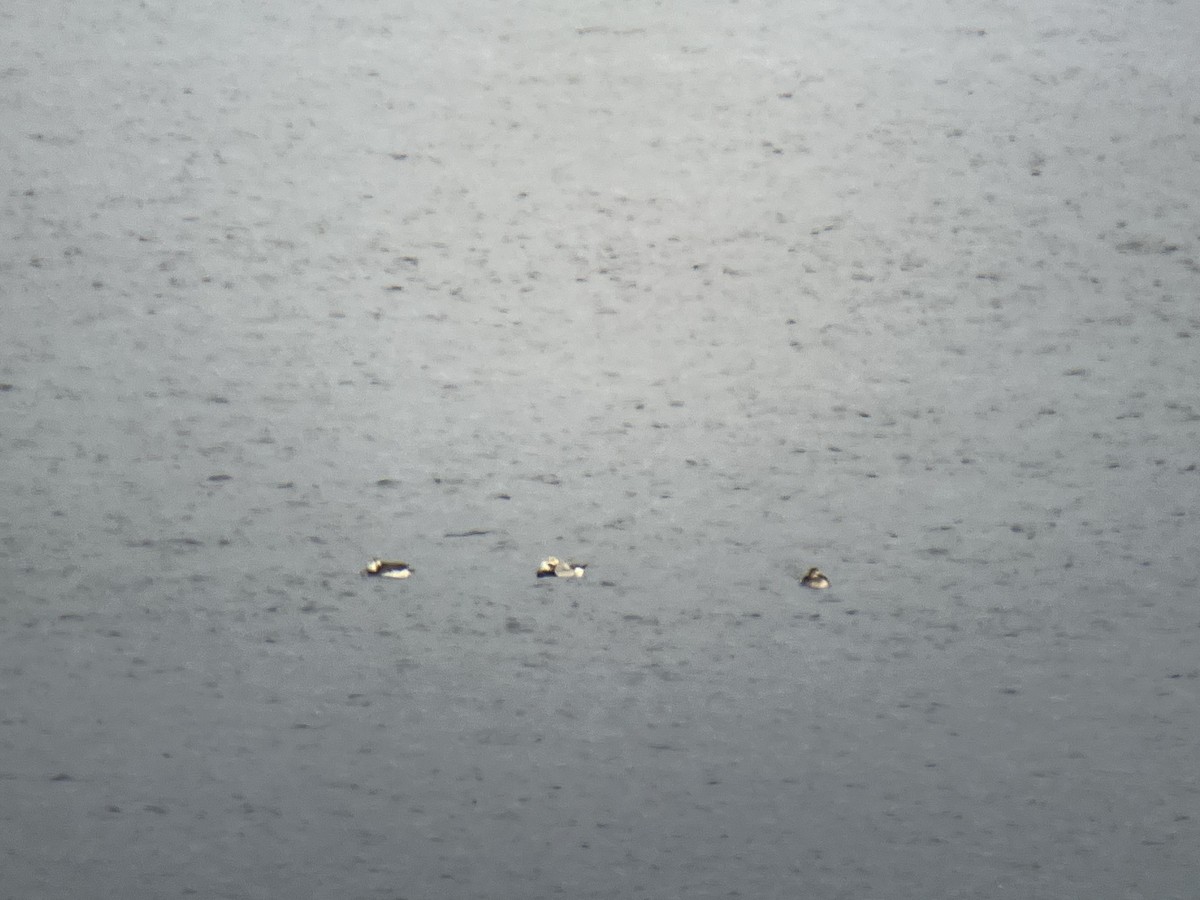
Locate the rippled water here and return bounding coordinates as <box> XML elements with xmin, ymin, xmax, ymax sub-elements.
<box><xmin>3</xmin><ymin>2</ymin><xmax>1198</xmax><ymax>897</ymax></box>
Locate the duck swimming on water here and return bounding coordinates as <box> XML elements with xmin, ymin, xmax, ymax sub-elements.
<box><xmin>362</xmin><ymin>559</ymin><xmax>413</xmax><ymax>579</ymax></box>
<box><xmin>800</xmin><ymin>567</ymin><xmax>830</xmax><ymax>589</ymax></box>
<box><xmin>537</xmin><ymin>556</ymin><xmax>586</xmax><ymax>578</ymax></box>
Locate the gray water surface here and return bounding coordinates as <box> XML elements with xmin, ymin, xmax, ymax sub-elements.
<box><xmin>3</xmin><ymin>2</ymin><xmax>1198</xmax><ymax>897</ymax></box>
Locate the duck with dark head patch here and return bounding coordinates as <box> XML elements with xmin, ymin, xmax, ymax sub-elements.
<box><xmin>362</xmin><ymin>559</ymin><xmax>413</xmax><ymax>579</ymax></box>
<box><xmin>537</xmin><ymin>556</ymin><xmax>586</xmax><ymax>578</ymax></box>
<box><xmin>800</xmin><ymin>567</ymin><xmax>830</xmax><ymax>589</ymax></box>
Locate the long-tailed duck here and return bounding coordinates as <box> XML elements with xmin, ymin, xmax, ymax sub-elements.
<box><xmin>362</xmin><ymin>559</ymin><xmax>413</xmax><ymax>579</ymax></box>
<box><xmin>800</xmin><ymin>567</ymin><xmax>830</xmax><ymax>589</ymax></box>
<box><xmin>537</xmin><ymin>556</ymin><xmax>586</xmax><ymax>578</ymax></box>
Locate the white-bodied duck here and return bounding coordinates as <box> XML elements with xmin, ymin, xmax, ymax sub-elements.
<box><xmin>537</xmin><ymin>556</ymin><xmax>586</xmax><ymax>578</ymax></box>
<box><xmin>362</xmin><ymin>559</ymin><xmax>413</xmax><ymax>579</ymax></box>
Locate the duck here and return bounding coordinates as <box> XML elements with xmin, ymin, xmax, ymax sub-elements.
<box><xmin>362</xmin><ymin>559</ymin><xmax>413</xmax><ymax>579</ymax></box>
<box><xmin>537</xmin><ymin>556</ymin><xmax>587</xmax><ymax>578</ymax></box>
<box><xmin>800</xmin><ymin>566</ymin><xmax>830</xmax><ymax>589</ymax></box>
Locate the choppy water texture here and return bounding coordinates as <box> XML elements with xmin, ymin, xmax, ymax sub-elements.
<box><xmin>3</xmin><ymin>1</ymin><xmax>1199</xmax><ymax>897</ymax></box>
